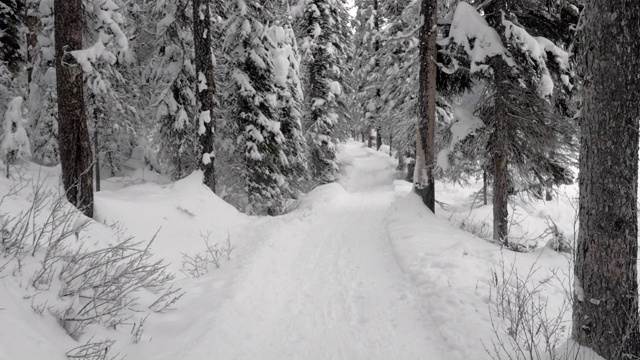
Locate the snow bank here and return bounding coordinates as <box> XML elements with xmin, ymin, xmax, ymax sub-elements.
<box><xmin>386</xmin><ymin>185</ymin><xmax>572</xmax><ymax>360</ymax></box>
<box><xmin>95</xmin><ymin>171</ymin><xmax>248</xmax><ymax>273</ymax></box>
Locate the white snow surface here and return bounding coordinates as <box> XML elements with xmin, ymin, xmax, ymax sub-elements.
<box><xmin>1</xmin><ymin>141</ymin><xmax>581</xmax><ymax>359</ymax></box>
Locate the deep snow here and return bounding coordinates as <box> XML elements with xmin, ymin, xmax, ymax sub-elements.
<box><xmin>1</xmin><ymin>141</ymin><xmax>596</xmax><ymax>360</ymax></box>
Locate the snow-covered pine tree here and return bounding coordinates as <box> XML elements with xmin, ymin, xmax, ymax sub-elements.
<box><xmin>80</xmin><ymin>0</ymin><xmax>138</xmax><ymax>185</ymax></box>
<box><xmin>352</xmin><ymin>0</ymin><xmax>382</xmax><ymax>149</ymax></box>
<box><xmin>439</xmin><ymin>0</ymin><xmax>577</xmax><ymax>243</ymax></box>
<box><xmin>1</xmin><ymin>96</ymin><xmax>30</xmax><ymax>177</ymax></box>
<box><xmin>148</xmin><ymin>0</ymin><xmax>200</xmax><ymax>180</ymax></box>
<box><xmin>221</xmin><ymin>0</ymin><xmax>291</xmax><ymax>215</ymax></box>
<box><xmin>27</xmin><ymin>0</ymin><xmax>59</xmax><ymax>166</ymax></box>
<box><xmin>0</xmin><ymin>0</ymin><xmax>24</xmax><ymax>119</ymax></box>
<box><xmin>269</xmin><ymin>11</ymin><xmax>309</xmax><ymax>197</ymax></box>
<box><xmin>297</xmin><ymin>0</ymin><xmax>351</xmax><ymax>184</ymax></box>
<box><xmin>0</xmin><ymin>0</ymin><xmax>23</xmax><ymax>75</ymax></box>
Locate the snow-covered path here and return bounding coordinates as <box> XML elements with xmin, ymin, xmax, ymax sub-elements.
<box><xmin>131</xmin><ymin>143</ymin><xmax>445</xmax><ymax>360</ymax></box>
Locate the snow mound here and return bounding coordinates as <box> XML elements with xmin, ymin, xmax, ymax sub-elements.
<box><xmin>95</xmin><ymin>171</ymin><xmax>248</xmax><ymax>273</ymax></box>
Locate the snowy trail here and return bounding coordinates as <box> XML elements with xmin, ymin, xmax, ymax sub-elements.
<box><xmin>132</xmin><ymin>143</ymin><xmax>445</xmax><ymax>360</ymax></box>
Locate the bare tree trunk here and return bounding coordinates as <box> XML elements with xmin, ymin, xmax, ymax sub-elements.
<box><xmin>483</xmin><ymin>168</ymin><xmax>488</xmax><ymax>206</ymax></box>
<box><xmin>491</xmin><ymin>57</ymin><xmax>509</xmax><ymax>243</ymax></box>
<box><xmin>573</xmin><ymin>1</ymin><xmax>640</xmax><ymax>358</ymax></box>
<box><xmin>388</xmin><ymin>133</ymin><xmax>392</xmax><ymax>155</ymax></box>
<box><xmin>376</xmin><ymin>126</ymin><xmax>382</xmax><ymax>150</ymax></box>
<box><xmin>193</xmin><ymin>0</ymin><xmax>216</xmax><ymax>192</ymax></box>
<box><xmin>94</xmin><ymin>128</ymin><xmax>100</xmax><ymax>192</ymax></box>
<box><xmin>54</xmin><ymin>0</ymin><xmax>94</xmax><ymax>217</ymax></box>
<box><xmin>414</xmin><ymin>0</ymin><xmax>437</xmax><ymax>213</ymax></box>
<box><xmin>485</xmin><ymin>0</ymin><xmax>509</xmax><ymax>243</ymax></box>
<box><xmin>367</xmin><ymin>125</ymin><xmax>373</xmax><ymax>148</ymax></box>
<box><xmin>25</xmin><ymin>0</ymin><xmax>37</xmax><ymax>87</ymax></box>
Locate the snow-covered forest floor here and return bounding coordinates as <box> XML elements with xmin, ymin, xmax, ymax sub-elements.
<box><xmin>1</xmin><ymin>141</ymin><xmax>587</xmax><ymax>360</ymax></box>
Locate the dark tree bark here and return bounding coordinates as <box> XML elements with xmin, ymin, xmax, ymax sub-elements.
<box><xmin>54</xmin><ymin>0</ymin><xmax>93</xmax><ymax>217</ymax></box>
<box><xmin>373</xmin><ymin>0</ymin><xmax>382</xmax><ymax>152</ymax></box>
<box><xmin>367</xmin><ymin>125</ymin><xmax>373</xmax><ymax>148</ymax></box>
<box><xmin>193</xmin><ymin>0</ymin><xmax>216</xmax><ymax>192</ymax></box>
<box><xmin>573</xmin><ymin>1</ymin><xmax>640</xmax><ymax>358</ymax></box>
<box><xmin>25</xmin><ymin>0</ymin><xmax>37</xmax><ymax>86</ymax></box>
<box><xmin>491</xmin><ymin>57</ymin><xmax>510</xmax><ymax>242</ymax></box>
<box><xmin>414</xmin><ymin>0</ymin><xmax>437</xmax><ymax>213</ymax></box>
<box><xmin>485</xmin><ymin>0</ymin><xmax>509</xmax><ymax>243</ymax></box>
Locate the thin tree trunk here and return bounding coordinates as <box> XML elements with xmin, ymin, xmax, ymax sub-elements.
<box><xmin>389</xmin><ymin>133</ymin><xmax>392</xmax><ymax>156</ymax></box>
<box><xmin>367</xmin><ymin>125</ymin><xmax>373</xmax><ymax>148</ymax></box>
<box><xmin>573</xmin><ymin>1</ymin><xmax>640</xmax><ymax>358</ymax></box>
<box><xmin>376</xmin><ymin>126</ymin><xmax>382</xmax><ymax>150</ymax></box>
<box><xmin>54</xmin><ymin>0</ymin><xmax>94</xmax><ymax>217</ymax></box>
<box><xmin>94</xmin><ymin>129</ymin><xmax>100</xmax><ymax>192</ymax></box>
<box><xmin>414</xmin><ymin>0</ymin><xmax>437</xmax><ymax>213</ymax></box>
<box><xmin>25</xmin><ymin>1</ymin><xmax>37</xmax><ymax>87</ymax></box>
<box><xmin>483</xmin><ymin>168</ymin><xmax>487</xmax><ymax>206</ymax></box>
<box><xmin>193</xmin><ymin>0</ymin><xmax>216</xmax><ymax>192</ymax></box>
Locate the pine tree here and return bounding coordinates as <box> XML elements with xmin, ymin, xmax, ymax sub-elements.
<box><xmin>573</xmin><ymin>0</ymin><xmax>640</xmax><ymax>357</ymax></box>
<box><xmin>27</xmin><ymin>0</ymin><xmax>59</xmax><ymax>166</ymax></box>
<box><xmin>149</xmin><ymin>0</ymin><xmax>199</xmax><ymax>180</ymax></box>
<box><xmin>298</xmin><ymin>0</ymin><xmax>351</xmax><ymax>184</ymax></box>
<box><xmin>352</xmin><ymin>0</ymin><xmax>381</xmax><ymax>149</ymax></box>
<box><xmin>80</xmin><ymin>0</ymin><xmax>136</xmax><ymax>185</ymax></box>
<box><xmin>223</xmin><ymin>0</ymin><xmax>288</xmax><ymax>214</ymax></box>
<box><xmin>268</xmin><ymin>16</ymin><xmax>309</xmax><ymax>196</ymax></box>
<box><xmin>1</xmin><ymin>96</ymin><xmax>30</xmax><ymax>178</ymax></box>
<box><xmin>54</xmin><ymin>0</ymin><xmax>94</xmax><ymax>217</ymax></box>
<box><xmin>0</xmin><ymin>0</ymin><xmax>24</xmax><ymax>75</ymax></box>
<box><xmin>440</xmin><ymin>1</ymin><xmax>576</xmax><ymax>243</ymax></box>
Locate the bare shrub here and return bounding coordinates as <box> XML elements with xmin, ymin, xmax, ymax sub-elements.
<box><xmin>51</xmin><ymin>232</ymin><xmax>176</xmax><ymax>336</ymax></box>
<box><xmin>181</xmin><ymin>231</ymin><xmax>236</xmax><ymax>278</ymax></box>
<box><xmin>66</xmin><ymin>339</ymin><xmax>121</xmax><ymax>360</ymax></box>
<box><xmin>485</xmin><ymin>254</ymin><xmax>571</xmax><ymax>360</ymax></box>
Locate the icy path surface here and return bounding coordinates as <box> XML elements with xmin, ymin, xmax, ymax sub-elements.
<box><xmin>132</xmin><ymin>143</ymin><xmax>444</xmax><ymax>360</ymax></box>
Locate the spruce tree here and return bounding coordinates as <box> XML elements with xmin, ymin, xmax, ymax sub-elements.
<box><xmin>1</xmin><ymin>96</ymin><xmax>30</xmax><ymax>178</ymax></box>
<box><xmin>28</xmin><ymin>0</ymin><xmax>59</xmax><ymax>166</ymax></box>
<box><xmin>223</xmin><ymin>0</ymin><xmax>288</xmax><ymax>214</ymax></box>
<box><xmin>298</xmin><ymin>0</ymin><xmax>351</xmax><ymax>184</ymax></box>
<box><xmin>440</xmin><ymin>0</ymin><xmax>576</xmax><ymax>243</ymax></box>
<box><xmin>149</xmin><ymin>0</ymin><xmax>199</xmax><ymax>180</ymax></box>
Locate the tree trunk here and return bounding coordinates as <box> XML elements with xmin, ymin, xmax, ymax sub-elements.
<box><xmin>367</xmin><ymin>125</ymin><xmax>373</xmax><ymax>148</ymax></box>
<box><xmin>485</xmin><ymin>0</ymin><xmax>509</xmax><ymax>244</ymax></box>
<box><xmin>376</xmin><ymin>126</ymin><xmax>382</xmax><ymax>150</ymax></box>
<box><xmin>573</xmin><ymin>1</ymin><xmax>640</xmax><ymax>358</ymax></box>
<box><xmin>389</xmin><ymin>133</ymin><xmax>392</xmax><ymax>156</ymax></box>
<box><xmin>25</xmin><ymin>0</ymin><xmax>38</xmax><ymax>87</ymax></box>
<box><xmin>414</xmin><ymin>0</ymin><xmax>437</xmax><ymax>213</ymax></box>
<box><xmin>94</xmin><ymin>128</ymin><xmax>100</xmax><ymax>192</ymax></box>
<box><xmin>54</xmin><ymin>0</ymin><xmax>94</xmax><ymax>217</ymax></box>
<box><xmin>483</xmin><ymin>168</ymin><xmax>488</xmax><ymax>206</ymax></box>
<box><xmin>193</xmin><ymin>0</ymin><xmax>216</xmax><ymax>192</ymax></box>
<box><xmin>491</xmin><ymin>57</ymin><xmax>509</xmax><ymax>244</ymax></box>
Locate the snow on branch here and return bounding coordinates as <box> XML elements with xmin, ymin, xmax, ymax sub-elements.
<box><xmin>70</xmin><ymin>0</ymin><xmax>129</xmax><ymax>73</ymax></box>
